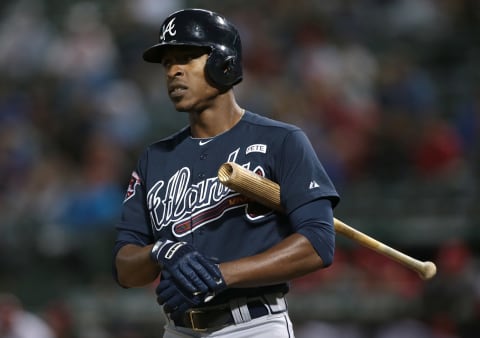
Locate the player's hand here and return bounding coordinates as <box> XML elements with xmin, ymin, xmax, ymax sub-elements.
<box><xmin>156</xmin><ymin>273</ymin><xmax>204</xmax><ymax>320</ymax></box>
<box><xmin>150</xmin><ymin>239</ymin><xmax>226</xmax><ymax>295</ymax></box>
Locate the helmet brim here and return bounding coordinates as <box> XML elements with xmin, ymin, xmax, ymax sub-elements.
<box><xmin>142</xmin><ymin>42</ymin><xmax>211</xmax><ymax>63</ymax></box>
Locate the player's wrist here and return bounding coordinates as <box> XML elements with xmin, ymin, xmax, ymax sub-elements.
<box><xmin>215</xmin><ymin>261</ymin><xmax>238</xmax><ymax>287</ymax></box>
<box><xmin>150</xmin><ymin>239</ymin><xmax>174</xmax><ymax>264</ymax></box>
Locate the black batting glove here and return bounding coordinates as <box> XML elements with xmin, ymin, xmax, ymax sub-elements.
<box><xmin>156</xmin><ymin>272</ymin><xmax>204</xmax><ymax>320</ymax></box>
<box><xmin>150</xmin><ymin>239</ymin><xmax>226</xmax><ymax>296</ymax></box>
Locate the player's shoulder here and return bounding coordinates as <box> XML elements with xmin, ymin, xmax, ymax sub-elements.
<box><xmin>146</xmin><ymin>125</ymin><xmax>190</xmax><ymax>152</ymax></box>
<box><xmin>242</xmin><ymin>111</ymin><xmax>301</xmax><ymax>134</ymax></box>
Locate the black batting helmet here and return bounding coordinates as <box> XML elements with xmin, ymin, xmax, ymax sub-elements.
<box><xmin>143</xmin><ymin>8</ymin><xmax>243</xmax><ymax>90</ymax></box>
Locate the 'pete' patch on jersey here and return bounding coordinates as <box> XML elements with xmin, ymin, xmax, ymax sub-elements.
<box><xmin>124</xmin><ymin>171</ymin><xmax>141</xmax><ymax>203</ymax></box>
<box><xmin>246</xmin><ymin>144</ymin><xmax>267</xmax><ymax>155</ymax></box>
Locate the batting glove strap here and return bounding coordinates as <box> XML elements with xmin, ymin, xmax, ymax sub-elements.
<box><xmin>150</xmin><ymin>239</ymin><xmax>186</xmax><ymax>265</ymax></box>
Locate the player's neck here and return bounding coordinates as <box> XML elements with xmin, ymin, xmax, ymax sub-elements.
<box><xmin>189</xmin><ymin>98</ymin><xmax>244</xmax><ymax>138</ymax></box>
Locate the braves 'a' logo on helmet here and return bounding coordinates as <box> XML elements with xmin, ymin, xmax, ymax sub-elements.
<box><xmin>160</xmin><ymin>17</ymin><xmax>176</xmax><ymax>41</ymax></box>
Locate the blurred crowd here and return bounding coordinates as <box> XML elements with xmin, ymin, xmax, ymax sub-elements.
<box><xmin>0</xmin><ymin>0</ymin><xmax>479</xmax><ymax>337</ymax></box>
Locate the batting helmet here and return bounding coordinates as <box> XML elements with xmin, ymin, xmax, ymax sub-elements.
<box><xmin>143</xmin><ymin>8</ymin><xmax>243</xmax><ymax>90</ymax></box>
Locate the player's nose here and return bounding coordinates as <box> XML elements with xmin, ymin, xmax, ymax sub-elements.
<box><xmin>166</xmin><ymin>63</ymin><xmax>184</xmax><ymax>79</ymax></box>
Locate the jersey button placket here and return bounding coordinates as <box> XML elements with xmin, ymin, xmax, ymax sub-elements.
<box><xmin>192</xmin><ymin>153</ymin><xmax>208</xmax><ymax>242</ymax></box>
<box><xmin>198</xmin><ymin>153</ymin><xmax>207</xmax><ymax>179</ymax></box>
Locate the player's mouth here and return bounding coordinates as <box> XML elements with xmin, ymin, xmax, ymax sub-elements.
<box><xmin>168</xmin><ymin>84</ymin><xmax>188</xmax><ymax>99</ymax></box>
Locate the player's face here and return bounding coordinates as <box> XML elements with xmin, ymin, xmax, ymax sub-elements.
<box><xmin>161</xmin><ymin>46</ymin><xmax>219</xmax><ymax>112</ymax></box>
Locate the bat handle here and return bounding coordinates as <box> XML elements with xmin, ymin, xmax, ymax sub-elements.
<box><xmin>334</xmin><ymin>219</ymin><xmax>437</xmax><ymax>279</ymax></box>
<box><xmin>374</xmin><ymin>244</ymin><xmax>437</xmax><ymax>280</ymax></box>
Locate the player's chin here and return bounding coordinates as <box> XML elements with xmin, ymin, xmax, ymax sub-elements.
<box><xmin>172</xmin><ymin>101</ymin><xmax>193</xmax><ymax>113</ymax></box>
<box><xmin>170</xmin><ymin>95</ymin><xmax>210</xmax><ymax>113</ymax></box>
<box><xmin>170</xmin><ymin>97</ymin><xmax>191</xmax><ymax>112</ymax></box>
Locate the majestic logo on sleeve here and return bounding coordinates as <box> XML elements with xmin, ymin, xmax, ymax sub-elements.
<box><xmin>160</xmin><ymin>17</ymin><xmax>176</xmax><ymax>41</ymax></box>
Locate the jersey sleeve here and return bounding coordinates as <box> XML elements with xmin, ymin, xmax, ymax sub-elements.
<box><xmin>114</xmin><ymin>149</ymin><xmax>153</xmax><ymax>254</ymax></box>
<box><xmin>275</xmin><ymin>129</ymin><xmax>340</xmax><ymax>214</ymax></box>
<box><xmin>289</xmin><ymin>198</ymin><xmax>335</xmax><ymax>266</ymax></box>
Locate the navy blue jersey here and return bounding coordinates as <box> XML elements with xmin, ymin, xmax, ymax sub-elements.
<box><xmin>115</xmin><ymin>110</ymin><xmax>339</xmax><ymax>272</ymax></box>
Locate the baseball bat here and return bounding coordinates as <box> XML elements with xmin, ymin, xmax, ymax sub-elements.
<box><xmin>217</xmin><ymin>162</ymin><xmax>437</xmax><ymax>280</ymax></box>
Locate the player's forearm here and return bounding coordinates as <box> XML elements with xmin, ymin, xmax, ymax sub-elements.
<box><xmin>219</xmin><ymin>233</ymin><xmax>324</xmax><ymax>288</ymax></box>
<box><xmin>115</xmin><ymin>244</ymin><xmax>160</xmax><ymax>287</ymax></box>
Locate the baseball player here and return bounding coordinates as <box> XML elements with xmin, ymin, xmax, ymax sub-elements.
<box><xmin>113</xmin><ymin>8</ymin><xmax>340</xmax><ymax>338</ymax></box>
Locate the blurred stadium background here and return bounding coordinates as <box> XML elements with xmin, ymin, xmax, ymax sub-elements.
<box><xmin>0</xmin><ymin>0</ymin><xmax>479</xmax><ymax>337</ymax></box>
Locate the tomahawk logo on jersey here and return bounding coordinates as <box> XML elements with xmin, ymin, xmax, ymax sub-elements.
<box><xmin>124</xmin><ymin>171</ymin><xmax>141</xmax><ymax>203</ymax></box>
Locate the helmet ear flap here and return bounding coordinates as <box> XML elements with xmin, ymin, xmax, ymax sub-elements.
<box><xmin>205</xmin><ymin>51</ymin><xmax>242</xmax><ymax>91</ymax></box>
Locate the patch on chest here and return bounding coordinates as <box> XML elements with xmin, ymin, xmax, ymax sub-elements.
<box><xmin>246</xmin><ymin>144</ymin><xmax>267</xmax><ymax>155</ymax></box>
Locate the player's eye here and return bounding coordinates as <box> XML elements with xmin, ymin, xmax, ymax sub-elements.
<box><xmin>161</xmin><ymin>55</ymin><xmax>192</xmax><ymax>68</ymax></box>
<box><xmin>161</xmin><ymin>57</ymin><xmax>172</xmax><ymax>68</ymax></box>
<box><xmin>179</xmin><ymin>53</ymin><xmax>197</xmax><ymax>64</ymax></box>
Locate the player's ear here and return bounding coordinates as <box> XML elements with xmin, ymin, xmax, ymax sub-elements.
<box><xmin>222</xmin><ymin>56</ymin><xmax>235</xmax><ymax>74</ymax></box>
<box><xmin>205</xmin><ymin>53</ymin><xmax>240</xmax><ymax>92</ymax></box>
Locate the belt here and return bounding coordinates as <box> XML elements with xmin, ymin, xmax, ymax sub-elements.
<box><xmin>174</xmin><ymin>299</ymin><xmax>269</xmax><ymax>332</ymax></box>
